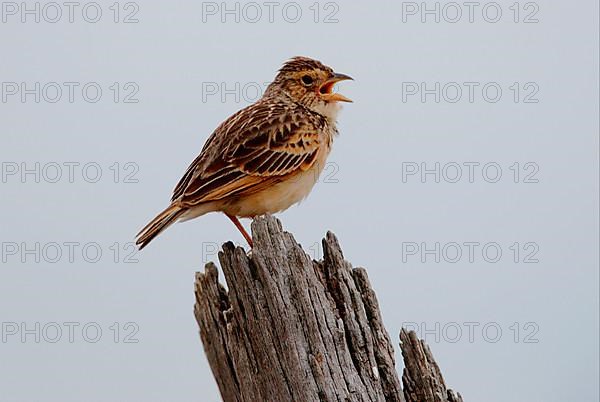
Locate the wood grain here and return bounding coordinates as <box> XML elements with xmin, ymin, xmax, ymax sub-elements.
<box><xmin>194</xmin><ymin>215</ymin><xmax>461</xmax><ymax>402</ymax></box>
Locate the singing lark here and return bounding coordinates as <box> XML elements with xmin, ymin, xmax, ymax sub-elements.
<box><xmin>136</xmin><ymin>56</ymin><xmax>352</xmax><ymax>249</ymax></box>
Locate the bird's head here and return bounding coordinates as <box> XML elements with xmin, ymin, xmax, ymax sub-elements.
<box><xmin>266</xmin><ymin>56</ymin><xmax>353</xmax><ymax>117</ymax></box>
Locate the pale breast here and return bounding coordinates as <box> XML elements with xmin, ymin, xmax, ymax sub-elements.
<box><xmin>224</xmin><ymin>133</ymin><xmax>334</xmax><ymax>218</ymax></box>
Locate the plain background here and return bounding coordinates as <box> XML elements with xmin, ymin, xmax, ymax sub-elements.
<box><xmin>1</xmin><ymin>1</ymin><xmax>598</xmax><ymax>401</ymax></box>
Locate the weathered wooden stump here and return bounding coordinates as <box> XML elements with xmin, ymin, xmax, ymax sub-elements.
<box><xmin>194</xmin><ymin>215</ymin><xmax>461</xmax><ymax>402</ymax></box>
<box><xmin>400</xmin><ymin>329</ymin><xmax>463</xmax><ymax>402</ymax></box>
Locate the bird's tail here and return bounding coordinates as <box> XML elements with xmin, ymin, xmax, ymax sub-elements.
<box><xmin>136</xmin><ymin>204</ymin><xmax>185</xmax><ymax>250</ymax></box>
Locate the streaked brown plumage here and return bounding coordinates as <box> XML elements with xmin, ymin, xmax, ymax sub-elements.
<box><xmin>136</xmin><ymin>57</ymin><xmax>352</xmax><ymax>249</ymax></box>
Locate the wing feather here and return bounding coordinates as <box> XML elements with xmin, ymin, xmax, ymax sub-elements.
<box><xmin>172</xmin><ymin>100</ymin><xmax>327</xmax><ymax>206</ymax></box>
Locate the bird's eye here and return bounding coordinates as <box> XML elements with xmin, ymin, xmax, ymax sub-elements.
<box><xmin>301</xmin><ymin>75</ymin><xmax>314</xmax><ymax>86</ymax></box>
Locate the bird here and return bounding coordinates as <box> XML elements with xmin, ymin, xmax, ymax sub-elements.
<box><xmin>136</xmin><ymin>56</ymin><xmax>352</xmax><ymax>249</ymax></box>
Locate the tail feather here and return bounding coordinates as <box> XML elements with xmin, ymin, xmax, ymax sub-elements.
<box><xmin>136</xmin><ymin>204</ymin><xmax>185</xmax><ymax>250</ymax></box>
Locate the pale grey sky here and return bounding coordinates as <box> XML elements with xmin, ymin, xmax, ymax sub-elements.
<box><xmin>1</xmin><ymin>1</ymin><xmax>598</xmax><ymax>401</ymax></box>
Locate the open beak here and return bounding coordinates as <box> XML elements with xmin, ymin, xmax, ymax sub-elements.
<box><xmin>319</xmin><ymin>72</ymin><xmax>353</xmax><ymax>103</ymax></box>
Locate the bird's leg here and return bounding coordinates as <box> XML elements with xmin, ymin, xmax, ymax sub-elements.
<box><xmin>225</xmin><ymin>214</ymin><xmax>253</xmax><ymax>248</ymax></box>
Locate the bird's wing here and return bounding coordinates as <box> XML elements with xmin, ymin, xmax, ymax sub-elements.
<box><xmin>171</xmin><ymin>100</ymin><xmax>325</xmax><ymax>206</ymax></box>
